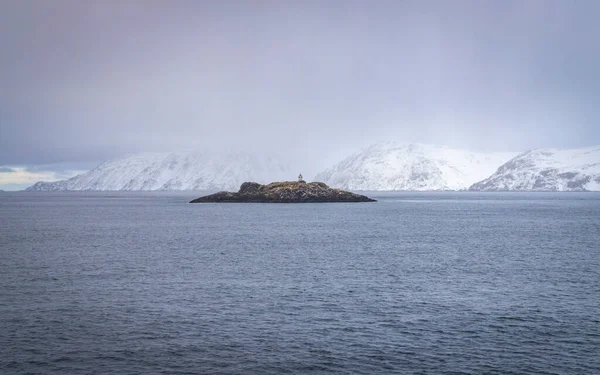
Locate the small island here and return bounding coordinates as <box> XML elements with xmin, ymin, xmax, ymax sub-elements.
<box><xmin>190</xmin><ymin>176</ymin><xmax>376</xmax><ymax>203</ymax></box>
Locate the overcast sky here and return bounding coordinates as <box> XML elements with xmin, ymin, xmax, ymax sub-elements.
<box><xmin>1</xmin><ymin>0</ymin><xmax>599</xmax><ymax>189</ymax></box>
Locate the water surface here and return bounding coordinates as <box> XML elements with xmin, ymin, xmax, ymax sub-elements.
<box><xmin>1</xmin><ymin>192</ymin><xmax>599</xmax><ymax>374</ymax></box>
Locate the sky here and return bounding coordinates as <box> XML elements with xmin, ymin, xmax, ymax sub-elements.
<box><xmin>1</xmin><ymin>0</ymin><xmax>599</xmax><ymax>189</ymax></box>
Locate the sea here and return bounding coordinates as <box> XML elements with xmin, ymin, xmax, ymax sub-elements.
<box><xmin>1</xmin><ymin>191</ymin><xmax>599</xmax><ymax>374</ymax></box>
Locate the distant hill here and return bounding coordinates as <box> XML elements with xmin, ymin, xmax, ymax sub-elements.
<box><xmin>314</xmin><ymin>142</ymin><xmax>517</xmax><ymax>191</ymax></box>
<box><xmin>470</xmin><ymin>147</ymin><xmax>600</xmax><ymax>191</ymax></box>
<box><xmin>27</xmin><ymin>151</ymin><xmax>296</xmax><ymax>191</ymax></box>
<box><xmin>26</xmin><ymin>145</ymin><xmax>600</xmax><ymax>192</ymax></box>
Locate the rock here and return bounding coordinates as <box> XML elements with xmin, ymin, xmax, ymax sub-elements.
<box><xmin>238</xmin><ymin>182</ymin><xmax>262</xmax><ymax>194</ymax></box>
<box><xmin>190</xmin><ymin>181</ymin><xmax>376</xmax><ymax>203</ymax></box>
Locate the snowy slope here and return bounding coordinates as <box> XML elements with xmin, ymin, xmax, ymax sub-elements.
<box><xmin>26</xmin><ymin>151</ymin><xmax>296</xmax><ymax>191</ymax></box>
<box><xmin>314</xmin><ymin>142</ymin><xmax>517</xmax><ymax>191</ymax></box>
<box><xmin>469</xmin><ymin>147</ymin><xmax>600</xmax><ymax>191</ymax></box>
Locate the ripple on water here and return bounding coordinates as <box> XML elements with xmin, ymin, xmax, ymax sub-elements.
<box><xmin>1</xmin><ymin>192</ymin><xmax>599</xmax><ymax>374</ymax></box>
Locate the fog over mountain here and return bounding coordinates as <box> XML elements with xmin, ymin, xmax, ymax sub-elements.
<box><xmin>315</xmin><ymin>143</ymin><xmax>517</xmax><ymax>191</ymax></box>
<box><xmin>470</xmin><ymin>147</ymin><xmax>600</xmax><ymax>191</ymax></box>
<box><xmin>2</xmin><ymin>1</ymin><xmax>600</xmax><ymax>190</ymax></box>
<box><xmin>28</xmin><ymin>144</ymin><xmax>516</xmax><ymax>192</ymax></box>
<box><xmin>24</xmin><ymin>143</ymin><xmax>600</xmax><ymax>192</ymax></box>
<box><xmin>26</xmin><ymin>151</ymin><xmax>297</xmax><ymax>192</ymax></box>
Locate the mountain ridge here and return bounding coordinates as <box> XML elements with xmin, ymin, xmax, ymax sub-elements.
<box><xmin>25</xmin><ymin>144</ymin><xmax>600</xmax><ymax>192</ymax></box>
<box><xmin>26</xmin><ymin>151</ymin><xmax>296</xmax><ymax>192</ymax></box>
<box><xmin>469</xmin><ymin>146</ymin><xmax>600</xmax><ymax>191</ymax></box>
<box><xmin>314</xmin><ymin>142</ymin><xmax>517</xmax><ymax>191</ymax></box>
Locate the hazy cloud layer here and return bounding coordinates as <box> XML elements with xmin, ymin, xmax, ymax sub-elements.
<box><xmin>1</xmin><ymin>0</ymin><xmax>599</xmax><ymax>181</ymax></box>
<box><xmin>0</xmin><ymin>162</ymin><xmax>91</xmax><ymax>190</ymax></box>
<box><xmin>0</xmin><ymin>166</ymin><xmax>86</xmax><ymax>190</ymax></box>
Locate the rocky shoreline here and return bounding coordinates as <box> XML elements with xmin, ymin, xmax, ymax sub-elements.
<box><xmin>190</xmin><ymin>181</ymin><xmax>376</xmax><ymax>203</ymax></box>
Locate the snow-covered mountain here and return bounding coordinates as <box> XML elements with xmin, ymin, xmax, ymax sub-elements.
<box><xmin>314</xmin><ymin>142</ymin><xmax>517</xmax><ymax>191</ymax></box>
<box><xmin>26</xmin><ymin>151</ymin><xmax>297</xmax><ymax>191</ymax></box>
<box><xmin>469</xmin><ymin>147</ymin><xmax>600</xmax><ymax>191</ymax></box>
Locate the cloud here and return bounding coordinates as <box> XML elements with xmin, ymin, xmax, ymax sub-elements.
<box><xmin>0</xmin><ymin>165</ymin><xmax>85</xmax><ymax>190</ymax></box>
<box><xmin>1</xmin><ymin>1</ymin><xmax>599</xmax><ymax>168</ymax></box>
<box><xmin>0</xmin><ymin>167</ymin><xmax>60</xmax><ymax>184</ymax></box>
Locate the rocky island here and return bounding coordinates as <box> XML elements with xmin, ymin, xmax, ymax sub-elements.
<box><xmin>190</xmin><ymin>181</ymin><xmax>376</xmax><ymax>203</ymax></box>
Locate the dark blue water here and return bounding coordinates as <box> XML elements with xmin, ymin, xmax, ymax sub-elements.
<box><xmin>1</xmin><ymin>192</ymin><xmax>599</xmax><ymax>374</ymax></box>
